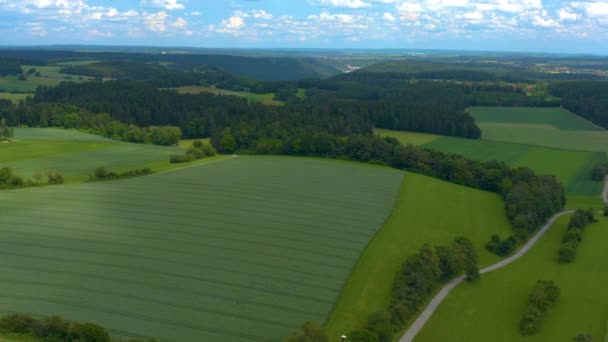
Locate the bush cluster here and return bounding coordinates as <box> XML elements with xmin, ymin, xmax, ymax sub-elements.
<box><xmin>591</xmin><ymin>162</ymin><xmax>608</xmax><ymax>181</ymax></box>
<box><xmin>485</xmin><ymin>235</ymin><xmax>517</xmax><ymax>257</ymax></box>
<box><xmin>0</xmin><ymin>167</ymin><xmax>64</xmax><ymax>189</ymax></box>
<box><xmin>388</xmin><ymin>237</ymin><xmax>479</xmax><ymax>334</ymax></box>
<box><xmin>169</xmin><ymin>140</ymin><xmax>216</xmax><ymax>164</ymax></box>
<box><xmin>519</xmin><ymin>280</ymin><xmax>560</xmax><ymax>336</ymax></box>
<box><xmin>558</xmin><ymin>209</ymin><xmax>596</xmax><ymax>263</ymax></box>
<box><xmin>0</xmin><ymin>314</ymin><xmax>109</xmax><ymax>342</ymax></box>
<box><xmin>88</xmin><ymin>167</ymin><xmax>152</xmax><ymax>182</ymax></box>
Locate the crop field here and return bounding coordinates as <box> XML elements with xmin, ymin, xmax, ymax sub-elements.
<box><xmin>470</xmin><ymin>107</ymin><xmax>608</xmax><ymax>152</ymax></box>
<box><xmin>0</xmin><ymin>128</ymin><xmax>185</xmax><ymax>181</ymax></box>
<box><xmin>0</xmin><ymin>156</ymin><xmax>404</xmax><ymax>342</ymax></box>
<box><xmin>325</xmin><ymin>171</ymin><xmax>513</xmax><ymax>338</ymax></box>
<box><xmin>376</xmin><ymin>128</ymin><xmax>606</xmax><ymax>196</ymax></box>
<box><xmin>415</xmin><ymin>212</ymin><xmax>608</xmax><ymax>342</ymax></box>
<box><xmin>170</xmin><ymin>86</ymin><xmax>284</xmax><ymax>106</ymax></box>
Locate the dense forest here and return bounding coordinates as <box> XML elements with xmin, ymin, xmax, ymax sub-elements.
<box><xmin>549</xmin><ymin>81</ymin><xmax>608</xmax><ymax>128</ymax></box>
<box><xmin>0</xmin><ymin>57</ymin><xmax>21</xmax><ymax>76</ymax></box>
<box><xmin>0</xmin><ymin>49</ymin><xmax>340</xmax><ymax>80</ymax></box>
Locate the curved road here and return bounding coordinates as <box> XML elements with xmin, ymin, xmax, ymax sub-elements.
<box><xmin>401</xmin><ymin>177</ymin><xmax>608</xmax><ymax>342</ymax></box>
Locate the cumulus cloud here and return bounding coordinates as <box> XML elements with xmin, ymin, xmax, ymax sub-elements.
<box><xmin>141</xmin><ymin>0</ymin><xmax>184</xmax><ymax>11</ymax></box>
<box><xmin>316</xmin><ymin>0</ymin><xmax>371</xmax><ymax>9</ymax></box>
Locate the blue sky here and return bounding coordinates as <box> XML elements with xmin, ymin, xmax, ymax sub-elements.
<box><xmin>0</xmin><ymin>0</ymin><xmax>607</xmax><ymax>53</ymax></box>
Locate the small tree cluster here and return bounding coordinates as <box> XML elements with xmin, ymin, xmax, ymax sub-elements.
<box><xmin>0</xmin><ymin>314</ymin><xmax>109</xmax><ymax>342</ymax></box>
<box><xmin>573</xmin><ymin>333</ymin><xmax>592</xmax><ymax>342</ymax></box>
<box><xmin>485</xmin><ymin>234</ymin><xmax>518</xmax><ymax>257</ymax></box>
<box><xmin>88</xmin><ymin>167</ymin><xmax>152</xmax><ymax>182</ymax></box>
<box><xmin>591</xmin><ymin>162</ymin><xmax>608</xmax><ymax>181</ymax></box>
<box><xmin>286</xmin><ymin>321</ymin><xmax>328</xmax><ymax>342</ymax></box>
<box><xmin>0</xmin><ymin>118</ymin><xmax>14</xmax><ymax>141</ymax></box>
<box><xmin>388</xmin><ymin>237</ymin><xmax>479</xmax><ymax>332</ymax></box>
<box><xmin>170</xmin><ymin>140</ymin><xmax>216</xmax><ymax>164</ymax></box>
<box><xmin>558</xmin><ymin>209</ymin><xmax>596</xmax><ymax>263</ymax></box>
<box><xmin>519</xmin><ymin>280</ymin><xmax>560</xmax><ymax>336</ymax></box>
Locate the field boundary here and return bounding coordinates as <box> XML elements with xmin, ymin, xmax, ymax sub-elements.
<box><xmin>558</xmin><ymin>107</ymin><xmax>608</xmax><ymax>134</ymax></box>
<box><xmin>399</xmin><ymin>210</ymin><xmax>574</xmax><ymax>342</ymax></box>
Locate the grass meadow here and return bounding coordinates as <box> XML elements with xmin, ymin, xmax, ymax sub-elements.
<box><xmin>377</xmin><ymin>122</ymin><xmax>607</xmax><ymax>196</ymax></box>
<box><xmin>324</xmin><ymin>172</ymin><xmax>512</xmax><ymax>339</ymax></box>
<box><xmin>0</xmin><ymin>156</ymin><xmax>403</xmax><ymax>341</ymax></box>
<box><xmin>170</xmin><ymin>86</ymin><xmax>284</xmax><ymax>106</ymax></box>
<box><xmin>0</xmin><ymin>128</ymin><xmax>185</xmax><ymax>181</ymax></box>
<box><xmin>415</xmin><ymin>212</ymin><xmax>608</xmax><ymax>342</ymax></box>
<box><xmin>0</xmin><ymin>93</ymin><xmax>32</xmax><ymax>103</ymax></box>
<box><xmin>470</xmin><ymin>107</ymin><xmax>608</xmax><ymax>152</ymax></box>
<box><xmin>0</xmin><ymin>65</ymin><xmax>91</xmax><ymax>92</ymax></box>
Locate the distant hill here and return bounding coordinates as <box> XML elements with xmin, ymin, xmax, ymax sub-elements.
<box><xmin>0</xmin><ymin>49</ymin><xmax>342</xmax><ymax>80</ymax></box>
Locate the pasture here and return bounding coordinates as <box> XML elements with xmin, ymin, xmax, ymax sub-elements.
<box><xmin>325</xmin><ymin>171</ymin><xmax>513</xmax><ymax>338</ymax></box>
<box><xmin>0</xmin><ymin>93</ymin><xmax>32</xmax><ymax>103</ymax></box>
<box><xmin>377</xmin><ymin>127</ymin><xmax>606</xmax><ymax>196</ymax></box>
<box><xmin>415</xmin><ymin>213</ymin><xmax>608</xmax><ymax>342</ymax></box>
<box><xmin>470</xmin><ymin>107</ymin><xmax>608</xmax><ymax>152</ymax></box>
<box><xmin>0</xmin><ymin>128</ymin><xmax>185</xmax><ymax>181</ymax></box>
<box><xmin>170</xmin><ymin>86</ymin><xmax>283</xmax><ymax>106</ymax></box>
<box><xmin>0</xmin><ymin>65</ymin><xmax>91</xmax><ymax>92</ymax></box>
<box><xmin>0</xmin><ymin>156</ymin><xmax>404</xmax><ymax>342</ymax></box>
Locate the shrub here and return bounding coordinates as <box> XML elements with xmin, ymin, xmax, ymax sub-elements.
<box><xmin>485</xmin><ymin>234</ymin><xmax>517</xmax><ymax>256</ymax></box>
<box><xmin>519</xmin><ymin>280</ymin><xmax>560</xmax><ymax>336</ymax></box>
<box><xmin>347</xmin><ymin>330</ymin><xmax>379</xmax><ymax>342</ymax></box>
<box><xmin>366</xmin><ymin>312</ymin><xmax>394</xmax><ymax>342</ymax></box>
<box><xmin>68</xmin><ymin>322</ymin><xmax>110</xmax><ymax>342</ymax></box>
<box><xmin>558</xmin><ymin>209</ymin><xmax>596</xmax><ymax>263</ymax></box>
<box><xmin>558</xmin><ymin>243</ymin><xmax>577</xmax><ymax>263</ymax></box>
<box><xmin>0</xmin><ymin>313</ymin><xmax>35</xmax><ymax>333</ymax></box>
<box><xmin>286</xmin><ymin>321</ymin><xmax>328</xmax><ymax>342</ymax></box>
<box><xmin>170</xmin><ymin>153</ymin><xmax>194</xmax><ymax>163</ymax></box>
<box><xmin>573</xmin><ymin>333</ymin><xmax>593</xmax><ymax>342</ymax></box>
<box><xmin>47</xmin><ymin>172</ymin><xmax>65</xmax><ymax>185</ymax></box>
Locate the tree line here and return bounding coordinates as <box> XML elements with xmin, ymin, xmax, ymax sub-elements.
<box><xmin>0</xmin><ymin>313</ymin><xmax>158</xmax><ymax>342</ymax></box>
<box><xmin>519</xmin><ymin>280</ymin><xmax>560</xmax><ymax>336</ymax></box>
<box><xmin>0</xmin><ymin>167</ymin><xmax>64</xmax><ymax>190</ymax></box>
<box><xmin>558</xmin><ymin>209</ymin><xmax>597</xmax><ymax>263</ymax></box>
<box><xmin>549</xmin><ymin>81</ymin><xmax>608</xmax><ymax>129</ymax></box>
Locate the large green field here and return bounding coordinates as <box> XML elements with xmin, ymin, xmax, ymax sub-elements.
<box><xmin>0</xmin><ymin>128</ymin><xmax>185</xmax><ymax>181</ymax></box>
<box><xmin>0</xmin><ymin>156</ymin><xmax>403</xmax><ymax>342</ymax></box>
<box><xmin>470</xmin><ymin>107</ymin><xmax>608</xmax><ymax>152</ymax></box>
<box><xmin>415</xmin><ymin>212</ymin><xmax>608</xmax><ymax>342</ymax></box>
<box><xmin>0</xmin><ymin>65</ymin><xmax>91</xmax><ymax>92</ymax></box>
<box><xmin>324</xmin><ymin>172</ymin><xmax>512</xmax><ymax>339</ymax></box>
<box><xmin>169</xmin><ymin>86</ymin><xmax>284</xmax><ymax>106</ymax></box>
<box><xmin>377</xmin><ymin>129</ymin><xmax>605</xmax><ymax>196</ymax></box>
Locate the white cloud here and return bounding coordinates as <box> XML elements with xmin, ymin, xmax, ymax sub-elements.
<box><xmin>316</xmin><ymin>0</ymin><xmax>371</xmax><ymax>9</ymax></box>
<box><xmin>144</xmin><ymin>11</ymin><xmax>169</xmax><ymax>32</ymax></box>
<box><xmin>557</xmin><ymin>7</ymin><xmax>580</xmax><ymax>21</ymax></box>
<box><xmin>572</xmin><ymin>2</ymin><xmax>608</xmax><ymax>17</ymax></box>
<box><xmin>253</xmin><ymin>10</ymin><xmax>272</xmax><ymax>20</ymax></box>
<box><xmin>383</xmin><ymin>12</ymin><xmax>396</xmax><ymax>21</ymax></box>
<box><xmin>141</xmin><ymin>0</ymin><xmax>184</xmax><ymax>11</ymax></box>
<box><xmin>88</xmin><ymin>29</ymin><xmax>113</xmax><ymax>37</ymax></box>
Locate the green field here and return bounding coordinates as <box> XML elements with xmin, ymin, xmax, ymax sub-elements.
<box><xmin>377</xmin><ymin>126</ymin><xmax>607</xmax><ymax>196</ymax></box>
<box><xmin>0</xmin><ymin>156</ymin><xmax>403</xmax><ymax>342</ymax></box>
<box><xmin>0</xmin><ymin>93</ymin><xmax>32</xmax><ymax>103</ymax></box>
<box><xmin>0</xmin><ymin>66</ymin><xmax>91</xmax><ymax>92</ymax></box>
<box><xmin>0</xmin><ymin>128</ymin><xmax>185</xmax><ymax>181</ymax></box>
<box><xmin>170</xmin><ymin>86</ymin><xmax>284</xmax><ymax>106</ymax></box>
<box><xmin>415</xmin><ymin>212</ymin><xmax>608</xmax><ymax>342</ymax></box>
<box><xmin>470</xmin><ymin>107</ymin><xmax>608</xmax><ymax>152</ymax></box>
<box><xmin>324</xmin><ymin>172</ymin><xmax>512</xmax><ymax>339</ymax></box>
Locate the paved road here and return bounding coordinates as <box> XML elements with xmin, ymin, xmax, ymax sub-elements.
<box><xmin>401</xmin><ymin>178</ymin><xmax>608</xmax><ymax>342</ymax></box>
<box><xmin>399</xmin><ymin>210</ymin><xmax>575</xmax><ymax>342</ymax></box>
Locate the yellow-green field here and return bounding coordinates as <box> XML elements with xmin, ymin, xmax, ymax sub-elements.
<box><xmin>170</xmin><ymin>86</ymin><xmax>284</xmax><ymax>106</ymax></box>
<box><xmin>0</xmin><ymin>93</ymin><xmax>32</xmax><ymax>103</ymax></box>
<box><xmin>0</xmin><ymin>65</ymin><xmax>92</xmax><ymax>92</ymax></box>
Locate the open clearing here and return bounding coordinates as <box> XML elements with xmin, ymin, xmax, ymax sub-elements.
<box><xmin>0</xmin><ymin>65</ymin><xmax>91</xmax><ymax>92</ymax></box>
<box><xmin>324</xmin><ymin>172</ymin><xmax>512</xmax><ymax>338</ymax></box>
<box><xmin>0</xmin><ymin>128</ymin><xmax>185</xmax><ymax>181</ymax></box>
<box><xmin>0</xmin><ymin>93</ymin><xmax>32</xmax><ymax>103</ymax></box>
<box><xmin>0</xmin><ymin>156</ymin><xmax>403</xmax><ymax>342</ymax></box>
<box><xmin>470</xmin><ymin>107</ymin><xmax>608</xmax><ymax>152</ymax></box>
<box><xmin>377</xmin><ymin>128</ymin><xmax>606</xmax><ymax>196</ymax></box>
<box><xmin>415</xmin><ymin>211</ymin><xmax>608</xmax><ymax>342</ymax></box>
<box><xmin>169</xmin><ymin>86</ymin><xmax>284</xmax><ymax>106</ymax></box>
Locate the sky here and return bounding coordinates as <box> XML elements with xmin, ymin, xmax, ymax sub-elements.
<box><xmin>0</xmin><ymin>0</ymin><xmax>607</xmax><ymax>54</ymax></box>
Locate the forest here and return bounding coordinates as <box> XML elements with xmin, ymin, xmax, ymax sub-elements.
<box><xmin>549</xmin><ymin>81</ymin><xmax>608</xmax><ymax>128</ymax></box>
